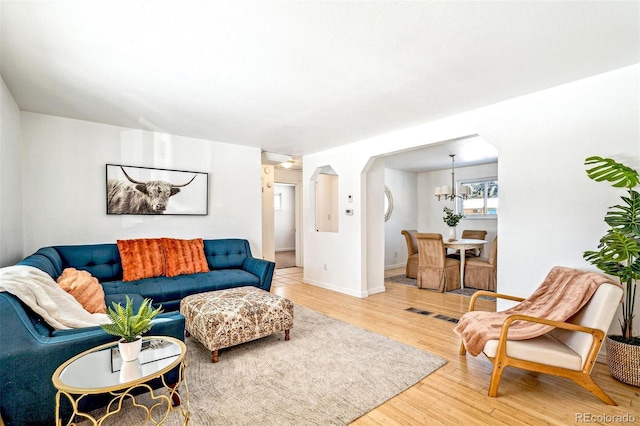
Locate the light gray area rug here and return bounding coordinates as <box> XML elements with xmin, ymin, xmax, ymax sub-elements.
<box><xmin>87</xmin><ymin>304</ymin><xmax>446</xmax><ymax>425</ymax></box>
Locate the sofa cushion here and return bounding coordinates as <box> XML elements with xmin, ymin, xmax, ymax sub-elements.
<box><xmin>54</xmin><ymin>244</ymin><xmax>122</xmax><ymax>282</ymax></box>
<box><xmin>34</xmin><ymin>247</ymin><xmax>65</xmax><ymax>277</ymax></box>
<box><xmin>57</xmin><ymin>268</ymin><xmax>107</xmax><ymax>314</ymax></box>
<box><xmin>104</xmin><ymin>293</ymin><xmax>147</xmax><ymax>311</ymax></box>
<box><xmin>117</xmin><ymin>238</ymin><xmax>166</xmax><ymax>281</ymax></box>
<box><xmin>203</xmin><ymin>239</ymin><xmax>250</xmax><ymax>269</ymax></box>
<box><xmin>18</xmin><ymin>253</ymin><xmax>60</xmax><ymax>278</ymax></box>
<box><xmin>161</xmin><ymin>238</ymin><xmax>209</xmax><ymax>277</ymax></box>
<box><xmin>102</xmin><ymin>269</ymin><xmax>260</xmax><ymax>307</ymax></box>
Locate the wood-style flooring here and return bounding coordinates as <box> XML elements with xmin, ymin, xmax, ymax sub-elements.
<box><xmin>272</xmin><ymin>267</ymin><xmax>640</xmax><ymax>426</ymax></box>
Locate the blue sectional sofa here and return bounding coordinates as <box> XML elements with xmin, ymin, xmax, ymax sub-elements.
<box><xmin>0</xmin><ymin>238</ymin><xmax>275</xmax><ymax>425</ymax></box>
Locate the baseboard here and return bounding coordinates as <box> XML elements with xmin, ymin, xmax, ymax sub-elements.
<box><xmin>367</xmin><ymin>285</ymin><xmax>386</xmax><ymax>295</ymax></box>
<box><xmin>385</xmin><ymin>263</ymin><xmax>405</xmax><ymax>270</ymax></box>
<box><xmin>275</xmin><ymin>248</ymin><xmax>295</xmax><ymax>253</ymax></box>
<box><xmin>303</xmin><ymin>278</ymin><xmax>369</xmax><ymax>298</ymax></box>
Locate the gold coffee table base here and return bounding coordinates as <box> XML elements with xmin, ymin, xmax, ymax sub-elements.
<box><xmin>53</xmin><ymin>337</ymin><xmax>189</xmax><ymax>425</ymax></box>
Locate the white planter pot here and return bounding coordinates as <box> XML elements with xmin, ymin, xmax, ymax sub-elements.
<box><xmin>118</xmin><ymin>337</ymin><xmax>142</xmax><ymax>362</ymax></box>
<box><xmin>119</xmin><ymin>359</ymin><xmax>143</xmax><ymax>383</ymax></box>
<box><xmin>448</xmin><ymin>227</ymin><xmax>457</xmax><ymax>242</ymax></box>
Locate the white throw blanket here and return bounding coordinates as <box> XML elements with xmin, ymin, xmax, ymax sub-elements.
<box><xmin>0</xmin><ymin>265</ymin><xmax>109</xmax><ymax>329</ymax></box>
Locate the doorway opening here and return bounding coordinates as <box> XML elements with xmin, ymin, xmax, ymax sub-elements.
<box><xmin>274</xmin><ymin>183</ymin><xmax>297</xmax><ymax>269</ymax></box>
<box><xmin>378</xmin><ymin>135</ymin><xmax>499</xmax><ymax>290</ymax></box>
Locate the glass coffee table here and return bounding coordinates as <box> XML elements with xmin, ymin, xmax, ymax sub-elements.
<box><xmin>52</xmin><ymin>336</ymin><xmax>189</xmax><ymax>425</ymax></box>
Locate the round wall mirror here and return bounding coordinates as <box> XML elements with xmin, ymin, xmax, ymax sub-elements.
<box><xmin>384</xmin><ymin>186</ymin><xmax>393</xmax><ymax>221</ymax></box>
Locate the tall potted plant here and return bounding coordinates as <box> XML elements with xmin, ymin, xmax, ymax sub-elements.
<box><xmin>583</xmin><ymin>156</ymin><xmax>640</xmax><ymax>386</ymax></box>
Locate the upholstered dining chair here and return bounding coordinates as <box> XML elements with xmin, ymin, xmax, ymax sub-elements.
<box><xmin>401</xmin><ymin>230</ymin><xmax>418</xmax><ymax>278</ymax></box>
<box><xmin>415</xmin><ymin>233</ymin><xmax>460</xmax><ymax>292</ymax></box>
<box><xmin>448</xmin><ymin>229</ymin><xmax>487</xmax><ymax>258</ymax></box>
<box><xmin>463</xmin><ymin>236</ymin><xmax>497</xmax><ymax>291</ymax></box>
<box><xmin>456</xmin><ymin>267</ymin><xmax>623</xmax><ymax>405</ymax></box>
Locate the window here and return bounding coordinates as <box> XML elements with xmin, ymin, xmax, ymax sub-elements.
<box><xmin>459</xmin><ymin>178</ymin><xmax>498</xmax><ymax>218</ymax></box>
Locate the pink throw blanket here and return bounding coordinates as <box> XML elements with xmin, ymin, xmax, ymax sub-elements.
<box><xmin>454</xmin><ymin>266</ymin><xmax>618</xmax><ymax>356</ymax></box>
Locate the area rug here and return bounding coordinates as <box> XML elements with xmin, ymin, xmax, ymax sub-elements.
<box><xmin>385</xmin><ymin>274</ymin><xmax>417</xmax><ymax>286</ymax></box>
<box><xmin>386</xmin><ymin>274</ymin><xmax>496</xmax><ymax>300</ymax></box>
<box><xmin>448</xmin><ymin>287</ymin><xmax>496</xmax><ymax>300</ymax></box>
<box><xmin>85</xmin><ymin>304</ymin><xmax>447</xmax><ymax>425</ymax></box>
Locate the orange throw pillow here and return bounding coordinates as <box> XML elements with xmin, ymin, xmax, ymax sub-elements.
<box><xmin>117</xmin><ymin>238</ymin><xmax>166</xmax><ymax>281</ymax></box>
<box><xmin>161</xmin><ymin>238</ymin><xmax>209</xmax><ymax>277</ymax></box>
<box><xmin>57</xmin><ymin>268</ymin><xmax>107</xmax><ymax>314</ymax></box>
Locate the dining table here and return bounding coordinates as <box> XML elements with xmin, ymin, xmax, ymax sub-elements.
<box><xmin>443</xmin><ymin>238</ymin><xmax>488</xmax><ymax>289</ymax></box>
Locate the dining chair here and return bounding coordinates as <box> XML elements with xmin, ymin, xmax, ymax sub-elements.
<box><xmin>463</xmin><ymin>236</ymin><xmax>497</xmax><ymax>291</ymax></box>
<box><xmin>457</xmin><ymin>266</ymin><xmax>623</xmax><ymax>405</ymax></box>
<box><xmin>401</xmin><ymin>230</ymin><xmax>418</xmax><ymax>278</ymax></box>
<box><xmin>447</xmin><ymin>229</ymin><xmax>487</xmax><ymax>258</ymax></box>
<box><xmin>415</xmin><ymin>233</ymin><xmax>460</xmax><ymax>292</ymax></box>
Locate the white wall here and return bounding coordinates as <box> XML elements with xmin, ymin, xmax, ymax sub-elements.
<box><xmin>0</xmin><ymin>77</ymin><xmax>24</xmax><ymax>266</ymax></box>
<box><xmin>274</xmin><ymin>184</ymin><xmax>295</xmax><ymax>251</ymax></box>
<box><xmin>20</xmin><ymin>112</ymin><xmax>264</xmax><ymax>257</ymax></box>
<box><xmin>304</xmin><ymin>152</ymin><xmax>376</xmax><ymax>297</ymax></box>
<box><xmin>384</xmin><ymin>168</ymin><xmax>418</xmax><ymax>269</ymax></box>
<box><xmin>365</xmin><ymin>157</ymin><xmax>386</xmax><ymax>295</ymax></box>
<box><xmin>303</xmin><ymin>64</ymin><xmax>640</xmax><ymax>319</ymax></box>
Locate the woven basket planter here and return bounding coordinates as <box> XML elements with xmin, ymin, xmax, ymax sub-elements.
<box><xmin>605</xmin><ymin>336</ymin><xmax>640</xmax><ymax>387</ymax></box>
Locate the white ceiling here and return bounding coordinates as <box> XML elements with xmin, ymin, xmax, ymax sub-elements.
<box><xmin>384</xmin><ymin>135</ymin><xmax>498</xmax><ymax>172</ymax></box>
<box><xmin>2</xmin><ymin>1</ymin><xmax>638</xmax><ymax>167</ymax></box>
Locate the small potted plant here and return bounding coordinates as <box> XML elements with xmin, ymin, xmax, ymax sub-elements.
<box><xmin>101</xmin><ymin>296</ymin><xmax>163</xmax><ymax>362</ymax></box>
<box><xmin>583</xmin><ymin>156</ymin><xmax>640</xmax><ymax>386</ymax></box>
<box><xmin>443</xmin><ymin>206</ymin><xmax>465</xmax><ymax>241</ymax></box>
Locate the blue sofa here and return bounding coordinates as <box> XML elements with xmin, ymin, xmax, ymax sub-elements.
<box><xmin>0</xmin><ymin>238</ymin><xmax>275</xmax><ymax>425</ymax></box>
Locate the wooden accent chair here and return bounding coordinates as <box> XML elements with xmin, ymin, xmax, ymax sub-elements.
<box><xmin>463</xmin><ymin>236</ymin><xmax>497</xmax><ymax>291</ymax></box>
<box><xmin>458</xmin><ymin>269</ymin><xmax>623</xmax><ymax>405</ymax></box>
<box><xmin>448</xmin><ymin>229</ymin><xmax>487</xmax><ymax>258</ymax></box>
<box><xmin>401</xmin><ymin>230</ymin><xmax>419</xmax><ymax>278</ymax></box>
<box><xmin>415</xmin><ymin>233</ymin><xmax>460</xmax><ymax>292</ymax></box>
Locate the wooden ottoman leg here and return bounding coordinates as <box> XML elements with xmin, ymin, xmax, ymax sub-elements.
<box><xmin>212</xmin><ymin>350</ymin><xmax>219</xmax><ymax>363</ymax></box>
<box><xmin>168</xmin><ymin>383</ymin><xmax>181</xmax><ymax>407</ymax></box>
<box><xmin>185</xmin><ymin>329</ymin><xmax>190</xmax><ymax>337</ymax></box>
<box><xmin>285</xmin><ymin>330</ymin><xmax>290</xmax><ymax>341</ymax></box>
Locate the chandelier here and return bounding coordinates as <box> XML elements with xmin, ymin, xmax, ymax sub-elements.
<box><xmin>434</xmin><ymin>154</ymin><xmax>471</xmax><ymax>201</ymax></box>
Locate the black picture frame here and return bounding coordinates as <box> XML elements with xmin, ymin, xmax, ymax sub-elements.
<box><xmin>106</xmin><ymin>164</ymin><xmax>208</xmax><ymax>215</ymax></box>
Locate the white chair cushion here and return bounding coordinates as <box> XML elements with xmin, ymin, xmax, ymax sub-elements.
<box><xmin>482</xmin><ymin>334</ymin><xmax>583</xmax><ymax>371</ymax></box>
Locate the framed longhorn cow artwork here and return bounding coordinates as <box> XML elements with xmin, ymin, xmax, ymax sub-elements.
<box><xmin>106</xmin><ymin>164</ymin><xmax>208</xmax><ymax>215</ymax></box>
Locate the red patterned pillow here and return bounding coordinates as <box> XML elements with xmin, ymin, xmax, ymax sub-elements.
<box><xmin>117</xmin><ymin>238</ymin><xmax>166</xmax><ymax>282</ymax></box>
<box><xmin>161</xmin><ymin>238</ymin><xmax>209</xmax><ymax>277</ymax></box>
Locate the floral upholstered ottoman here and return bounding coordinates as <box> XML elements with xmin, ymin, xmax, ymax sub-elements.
<box><xmin>179</xmin><ymin>286</ymin><xmax>294</xmax><ymax>363</ymax></box>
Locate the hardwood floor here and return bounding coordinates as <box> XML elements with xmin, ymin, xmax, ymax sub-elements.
<box><xmin>272</xmin><ymin>267</ymin><xmax>640</xmax><ymax>425</ymax></box>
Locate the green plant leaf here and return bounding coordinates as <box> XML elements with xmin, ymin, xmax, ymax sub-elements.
<box><xmin>585</xmin><ymin>156</ymin><xmax>640</xmax><ymax>338</ymax></box>
<box><xmin>604</xmin><ymin>190</ymin><xmax>640</xmax><ymax>235</ymax></box>
<box><xmin>442</xmin><ymin>206</ymin><xmax>464</xmax><ymax>227</ymax></box>
<box><xmin>585</xmin><ymin>156</ymin><xmax>640</xmax><ymax>188</ymax></box>
<box><xmin>101</xmin><ymin>296</ymin><xmax>163</xmax><ymax>342</ymax></box>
